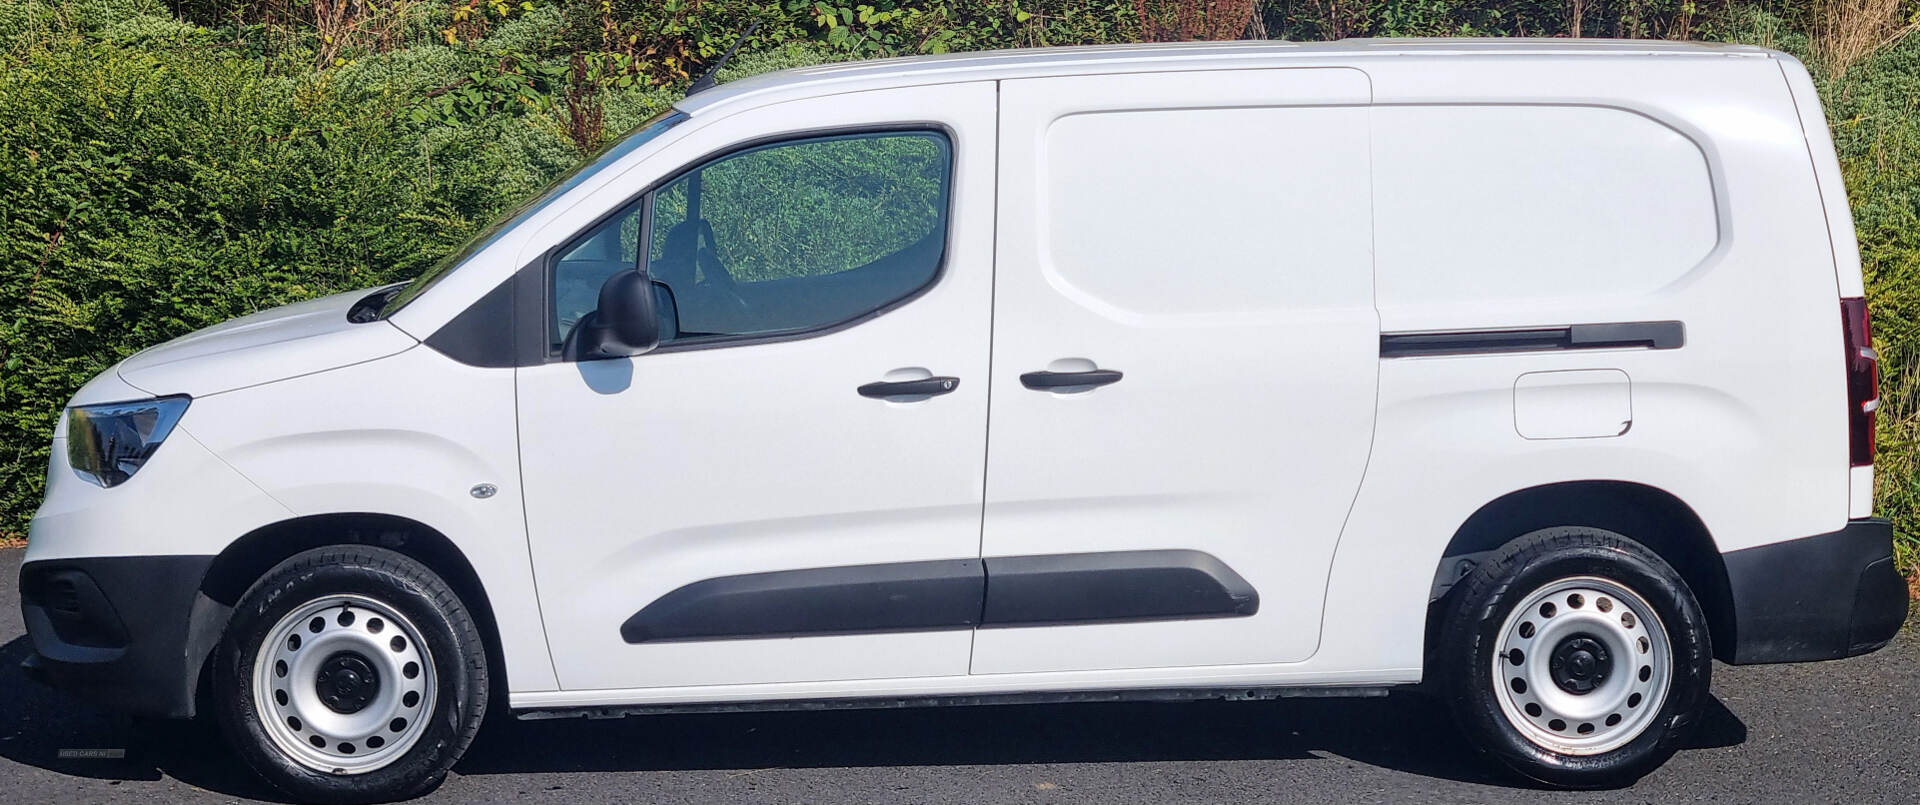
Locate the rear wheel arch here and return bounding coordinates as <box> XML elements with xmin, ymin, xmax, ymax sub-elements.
<box><xmin>198</xmin><ymin>514</ymin><xmax>508</xmax><ymax>705</ymax></box>
<box><xmin>1425</xmin><ymin>481</ymin><xmax>1735</xmax><ymax>663</ymax></box>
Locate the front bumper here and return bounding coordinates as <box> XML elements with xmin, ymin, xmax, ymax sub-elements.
<box><xmin>19</xmin><ymin>555</ymin><xmax>227</xmax><ymax>718</ymax></box>
<box><xmin>1724</xmin><ymin>517</ymin><xmax>1909</xmax><ymax>664</ymax></box>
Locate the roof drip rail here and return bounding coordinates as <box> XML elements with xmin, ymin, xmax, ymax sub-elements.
<box><xmin>686</xmin><ymin>20</ymin><xmax>760</xmax><ymax>96</ymax></box>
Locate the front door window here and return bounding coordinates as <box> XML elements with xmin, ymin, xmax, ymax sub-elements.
<box><xmin>551</xmin><ymin>130</ymin><xmax>952</xmax><ymax>350</ymax></box>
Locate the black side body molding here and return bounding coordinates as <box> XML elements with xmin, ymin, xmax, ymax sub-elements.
<box><xmin>980</xmin><ymin>549</ymin><xmax>1257</xmax><ymax>627</ymax></box>
<box><xmin>1380</xmin><ymin>320</ymin><xmax>1684</xmax><ymax>358</ymax></box>
<box><xmin>620</xmin><ymin>549</ymin><xmax>1260</xmax><ymax>644</ymax></box>
<box><xmin>1722</xmin><ymin>516</ymin><xmax>1908</xmax><ymax>664</ymax></box>
<box><xmin>620</xmin><ymin>559</ymin><xmax>985</xmax><ymax>643</ymax></box>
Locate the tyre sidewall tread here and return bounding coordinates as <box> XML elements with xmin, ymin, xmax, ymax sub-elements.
<box><xmin>1438</xmin><ymin>527</ymin><xmax>1711</xmax><ymax>788</ymax></box>
<box><xmin>214</xmin><ymin>546</ymin><xmax>489</xmax><ymax>804</ymax></box>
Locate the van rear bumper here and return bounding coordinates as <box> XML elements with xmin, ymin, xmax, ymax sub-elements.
<box><xmin>18</xmin><ymin>555</ymin><xmax>226</xmax><ymax>718</ymax></box>
<box><xmin>1724</xmin><ymin>517</ymin><xmax>1909</xmax><ymax>664</ymax></box>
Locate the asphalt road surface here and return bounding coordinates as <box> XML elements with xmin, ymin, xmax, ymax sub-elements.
<box><xmin>2</xmin><ymin>546</ymin><xmax>1914</xmax><ymax>804</ymax></box>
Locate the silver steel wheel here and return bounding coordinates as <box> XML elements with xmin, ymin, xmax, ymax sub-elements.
<box><xmin>252</xmin><ymin>594</ymin><xmax>437</xmax><ymax>774</ymax></box>
<box><xmin>1491</xmin><ymin>575</ymin><xmax>1671</xmax><ymax>755</ymax></box>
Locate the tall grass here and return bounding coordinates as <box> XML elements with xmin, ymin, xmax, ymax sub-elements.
<box><xmin>1814</xmin><ymin>0</ymin><xmax>1919</xmax><ymax>78</ymax></box>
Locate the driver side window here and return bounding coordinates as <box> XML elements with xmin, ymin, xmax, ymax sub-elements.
<box><xmin>551</xmin><ymin>129</ymin><xmax>952</xmax><ymax>351</ymax></box>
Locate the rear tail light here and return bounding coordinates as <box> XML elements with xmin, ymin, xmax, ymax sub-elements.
<box><xmin>1842</xmin><ymin>297</ymin><xmax>1879</xmax><ymax>467</ymax></box>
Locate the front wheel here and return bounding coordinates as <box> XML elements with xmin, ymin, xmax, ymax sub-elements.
<box><xmin>1436</xmin><ymin>527</ymin><xmax>1711</xmax><ymax>788</ymax></box>
<box><xmin>214</xmin><ymin>546</ymin><xmax>489</xmax><ymax>804</ymax></box>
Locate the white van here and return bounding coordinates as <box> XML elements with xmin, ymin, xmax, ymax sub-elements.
<box><xmin>20</xmin><ymin>39</ymin><xmax>1909</xmax><ymax>802</ymax></box>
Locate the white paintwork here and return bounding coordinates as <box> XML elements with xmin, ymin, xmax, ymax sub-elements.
<box><xmin>177</xmin><ymin>346</ymin><xmax>559</xmax><ymax>692</ymax></box>
<box><xmin>28</xmin><ymin>425</ymin><xmax>292</xmax><ymax>563</ymax></box>
<box><xmin>1373</xmin><ymin>105</ymin><xmax>1719</xmax><ymax>307</ymax></box>
<box><xmin>25</xmin><ymin>41</ymin><xmax>1869</xmax><ymax>714</ymax></box>
<box><xmin>1777</xmin><ymin>55</ymin><xmax>1866</xmax><ymax>300</ymax></box>
<box><xmin>515</xmin><ymin>82</ymin><xmax>997</xmax><ymax>690</ymax></box>
<box><xmin>1513</xmin><ymin>370</ymin><xmax>1633</xmax><ymax>440</ymax></box>
<box><xmin>1853</xmin><ymin>465</ymin><xmax>1876</xmax><ymax>519</ymax></box>
<box><xmin>972</xmin><ymin>68</ymin><xmax>1377</xmax><ymax>674</ymax></box>
<box><xmin>1779</xmin><ymin>53</ymin><xmax>1875</xmax><ymax>517</ymax></box>
<box><xmin>118</xmin><ymin>286</ymin><xmax>417</xmax><ymax>397</ymax></box>
<box><xmin>65</xmin><ymin>363</ymin><xmax>151</xmax><ymax>411</ymax></box>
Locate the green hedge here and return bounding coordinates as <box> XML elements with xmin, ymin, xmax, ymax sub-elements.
<box><xmin>0</xmin><ymin>1</ymin><xmax>657</xmax><ymax>533</ymax></box>
<box><xmin>2</xmin><ymin>0</ymin><xmax>1917</xmax><ymax>583</ymax></box>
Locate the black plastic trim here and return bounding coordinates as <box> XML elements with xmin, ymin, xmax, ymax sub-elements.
<box><xmin>1019</xmin><ymin>369</ymin><xmax>1123</xmax><ymax>390</ymax></box>
<box><xmin>19</xmin><ymin>555</ymin><xmax>228</xmax><ymax>718</ymax></box>
<box><xmin>423</xmin><ymin>250</ymin><xmax>551</xmax><ymax>368</ymax></box>
<box><xmin>620</xmin><ymin>550</ymin><xmax>1259</xmax><ymax>644</ymax></box>
<box><xmin>424</xmin><ymin>269</ymin><xmax>518</xmax><ymax>368</ymax></box>
<box><xmin>1722</xmin><ymin>517</ymin><xmax>1909</xmax><ymax>664</ymax></box>
<box><xmin>981</xmin><ymin>550</ymin><xmax>1258</xmax><ymax>627</ymax></box>
<box><xmin>346</xmin><ymin>284</ymin><xmax>404</xmax><ymax>324</ymax></box>
<box><xmin>620</xmin><ymin>559</ymin><xmax>985</xmax><ymax>643</ymax></box>
<box><xmin>1380</xmin><ymin>320</ymin><xmax>1684</xmax><ymax>358</ymax></box>
<box><xmin>517</xmin><ymin>684</ymin><xmax>1391</xmax><ymax>719</ymax></box>
<box><xmin>857</xmin><ymin>376</ymin><xmax>960</xmax><ymax>399</ymax></box>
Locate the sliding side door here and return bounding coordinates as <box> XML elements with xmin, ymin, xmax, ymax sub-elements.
<box><xmin>973</xmin><ymin>69</ymin><xmax>1379</xmax><ymax>675</ymax></box>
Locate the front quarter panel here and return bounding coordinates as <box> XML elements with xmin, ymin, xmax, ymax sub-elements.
<box><xmin>180</xmin><ymin>345</ymin><xmax>557</xmax><ymax>693</ymax></box>
<box><xmin>27</xmin><ymin>425</ymin><xmax>291</xmax><ymax>563</ymax></box>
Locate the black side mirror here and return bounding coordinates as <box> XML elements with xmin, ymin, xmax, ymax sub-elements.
<box><xmin>563</xmin><ymin>270</ymin><xmax>660</xmax><ymax>361</ymax></box>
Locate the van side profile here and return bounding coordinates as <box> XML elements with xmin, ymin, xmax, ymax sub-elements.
<box><xmin>20</xmin><ymin>40</ymin><xmax>1909</xmax><ymax>802</ymax></box>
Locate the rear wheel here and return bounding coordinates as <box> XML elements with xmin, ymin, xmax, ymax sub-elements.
<box><xmin>214</xmin><ymin>546</ymin><xmax>488</xmax><ymax>804</ymax></box>
<box><xmin>1437</xmin><ymin>527</ymin><xmax>1711</xmax><ymax>788</ymax></box>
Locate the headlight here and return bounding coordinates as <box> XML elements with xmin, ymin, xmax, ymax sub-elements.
<box><xmin>66</xmin><ymin>396</ymin><xmax>190</xmax><ymax>488</ymax></box>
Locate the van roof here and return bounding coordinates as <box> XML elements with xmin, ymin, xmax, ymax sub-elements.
<box><xmin>676</xmin><ymin>38</ymin><xmax>1779</xmax><ymax>115</ymax></box>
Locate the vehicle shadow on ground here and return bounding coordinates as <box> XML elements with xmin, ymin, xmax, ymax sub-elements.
<box><xmin>0</xmin><ymin>636</ymin><xmax>270</xmax><ymax>796</ymax></box>
<box><xmin>0</xmin><ymin>635</ymin><xmax>1748</xmax><ymax>802</ymax></box>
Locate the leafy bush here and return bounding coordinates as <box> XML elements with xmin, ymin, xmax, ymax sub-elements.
<box><xmin>0</xmin><ymin>1</ymin><xmax>651</xmax><ymax>533</ymax></box>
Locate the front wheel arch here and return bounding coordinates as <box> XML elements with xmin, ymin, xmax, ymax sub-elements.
<box><xmin>196</xmin><ymin>514</ymin><xmax>507</xmax><ymax>715</ymax></box>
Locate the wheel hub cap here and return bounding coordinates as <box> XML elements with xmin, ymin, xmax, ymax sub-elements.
<box><xmin>252</xmin><ymin>595</ymin><xmax>437</xmax><ymax>774</ymax></box>
<box><xmin>1490</xmin><ymin>576</ymin><xmax>1672</xmax><ymax>755</ymax></box>
<box><xmin>1548</xmin><ymin>636</ymin><xmax>1612</xmax><ymax>694</ymax></box>
<box><xmin>315</xmin><ymin>652</ymin><xmax>381</xmax><ymax>714</ymax></box>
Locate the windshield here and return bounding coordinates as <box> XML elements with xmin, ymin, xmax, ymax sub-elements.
<box><xmin>378</xmin><ymin>109</ymin><xmax>689</xmax><ymax>318</ymax></box>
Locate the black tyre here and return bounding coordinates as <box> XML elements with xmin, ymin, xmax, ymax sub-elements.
<box><xmin>213</xmin><ymin>546</ymin><xmax>489</xmax><ymax>804</ymax></box>
<box><xmin>1436</xmin><ymin>527</ymin><xmax>1711</xmax><ymax>788</ymax></box>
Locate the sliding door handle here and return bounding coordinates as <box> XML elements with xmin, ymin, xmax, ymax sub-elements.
<box><xmin>1020</xmin><ymin>369</ymin><xmax>1123</xmax><ymax>391</ymax></box>
<box><xmin>858</xmin><ymin>376</ymin><xmax>960</xmax><ymax>400</ymax></box>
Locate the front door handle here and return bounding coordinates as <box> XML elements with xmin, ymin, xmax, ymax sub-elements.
<box><xmin>1020</xmin><ymin>369</ymin><xmax>1123</xmax><ymax>390</ymax></box>
<box><xmin>858</xmin><ymin>376</ymin><xmax>960</xmax><ymax>400</ymax></box>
